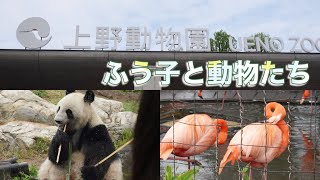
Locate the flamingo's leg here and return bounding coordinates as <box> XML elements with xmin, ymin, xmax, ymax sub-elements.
<box><xmin>263</xmin><ymin>166</ymin><xmax>267</xmax><ymax>180</ymax></box>
<box><xmin>221</xmin><ymin>90</ymin><xmax>226</xmax><ymax>110</ymax></box>
<box><xmin>188</xmin><ymin>156</ymin><xmax>190</xmax><ymax>170</ymax></box>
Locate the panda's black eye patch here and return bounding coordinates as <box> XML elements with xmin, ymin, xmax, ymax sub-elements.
<box><xmin>57</xmin><ymin>106</ymin><xmax>60</xmax><ymax>113</ymax></box>
<box><xmin>66</xmin><ymin>109</ymin><xmax>74</xmax><ymax>119</ymax></box>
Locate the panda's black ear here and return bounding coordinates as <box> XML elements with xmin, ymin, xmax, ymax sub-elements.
<box><xmin>66</xmin><ymin>90</ymin><xmax>75</xmax><ymax>95</ymax></box>
<box><xmin>84</xmin><ymin>90</ymin><xmax>95</xmax><ymax>103</ymax></box>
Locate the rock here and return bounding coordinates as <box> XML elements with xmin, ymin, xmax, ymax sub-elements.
<box><xmin>0</xmin><ymin>90</ymin><xmax>124</xmax><ymax>124</ymax></box>
<box><xmin>94</xmin><ymin>90</ymin><xmax>116</xmax><ymax>99</ymax></box>
<box><xmin>105</xmin><ymin>111</ymin><xmax>137</xmax><ymax>142</ymax></box>
<box><xmin>93</xmin><ymin>97</ymin><xmax>124</xmax><ymax>121</ymax></box>
<box><xmin>0</xmin><ymin>121</ymin><xmax>57</xmax><ymax>149</ymax></box>
<box><xmin>106</xmin><ymin>126</ymin><xmax>124</xmax><ymax>143</ymax></box>
<box><xmin>109</xmin><ymin>112</ymin><xmax>138</xmax><ymax>129</ymax></box>
<box><xmin>0</xmin><ymin>121</ymin><xmax>129</xmax><ymax>150</ymax></box>
<box><xmin>0</xmin><ymin>90</ymin><xmax>56</xmax><ymax>124</ymax></box>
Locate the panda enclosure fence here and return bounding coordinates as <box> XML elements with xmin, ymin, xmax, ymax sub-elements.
<box><xmin>160</xmin><ymin>90</ymin><xmax>320</xmax><ymax>180</ymax></box>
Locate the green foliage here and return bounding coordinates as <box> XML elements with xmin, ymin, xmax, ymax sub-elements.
<box><xmin>241</xmin><ymin>164</ymin><xmax>250</xmax><ymax>180</ymax></box>
<box><xmin>123</xmin><ymin>101</ymin><xmax>139</xmax><ymax>113</ymax></box>
<box><xmin>164</xmin><ymin>165</ymin><xmax>200</xmax><ymax>180</ymax></box>
<box><xmin>210</xmin><ymin>30</ymin><xmax>236</xmax><ymax>52</ymax></box>
<box><xmin>12</xmin><ymin>165</ymin><xmax>38</xmax><ymax>180</ymax></box>
<box><xmin>2</xmin><ymin>138</ymin><xmax>49</xmax><ymax>180</ymax></box>
<box><xmin>32</xmin><ymin>90</ymin><xmax>48</xmax><ymax>98</ymax></box>
<box><xmin>165</xmin><ymin>165</ymin><xmax>173</xmax><ymax>180</ymax></box>
<box><xmin>114</xmin><ymin>128</ymin><xmax>134</xmax><ymax>149</ymax></box>
<box><xmin>32</xmin><ymin>90</ymin><xmax>65</xmax><ymax>104</ymax></box>
<box><xmin>30</xmin><ymin>137</ymin><xmax>51</xmax><ymax>154</ymax></box>
<box><xmin>15</xmin><ymin>137</ymin><xmax>50</xmax><ymax>160</ymax></box>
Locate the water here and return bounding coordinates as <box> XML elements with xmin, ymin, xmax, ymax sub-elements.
<box><xmin>160</xmin><ymin>102</ymin><xmax>320</xmax><ymax>180</ymax></box>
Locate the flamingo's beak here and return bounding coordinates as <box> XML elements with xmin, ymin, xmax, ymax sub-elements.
<box><xmin>197</xmin><ymin>90</ymin><xmax>203</xmax><ymax>99</ymax></box>
<box><xmin>300</xmin><ymin>98</ymin><xmax>305</xmax><ymax>104</ymax></box>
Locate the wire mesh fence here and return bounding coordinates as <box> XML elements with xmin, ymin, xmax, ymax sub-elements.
<box><xmin>160</xmin><ymin>90</ymin><xmax>320</xmax><ymax>180</ymax></box>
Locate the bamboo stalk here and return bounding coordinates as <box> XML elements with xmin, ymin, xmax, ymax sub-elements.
<box><xmin>66</xmin><ymin>142</ymin><xmax>72</xmax><ymax>180</ymax></box>
<box><xmin>56</xmin><ymin>124</ymin><xmax>67</xmax><ymax>163</ymax></box>
<box><xmin>94</xmin><ymin>138</ymin><xmax>133</xmax><ymax>167</ymax></box>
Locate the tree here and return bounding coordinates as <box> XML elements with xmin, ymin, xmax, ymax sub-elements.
<box><xmin>210</xmin><ymin>30</ymin><xmax>236</xmax><ymax>52</ymax></box>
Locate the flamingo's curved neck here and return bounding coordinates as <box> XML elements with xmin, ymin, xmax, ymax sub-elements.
<box><xmin>275</xmin><ymin>119</ymin><xmax>290</xmax><ymax>156</ymax></box>
<box><xmin>214</xmin><ymin>119</ymin><xmax>228</xmax><ymax>144</ymax></box>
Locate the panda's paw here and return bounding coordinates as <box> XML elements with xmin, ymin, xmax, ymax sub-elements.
<box><xmin>81</xmin><ymin>166</ymin><xmax>99</xmax><ymax>180</ymax></box>
<box><xmin>54</xmin><ymin>130</ymin><xmax>71</xmax><ymax>144</ymax></box>
<box><xmin>48</xmin><ymin>130</ymin><xmax>71</xmax><ymax>165</ymax></box>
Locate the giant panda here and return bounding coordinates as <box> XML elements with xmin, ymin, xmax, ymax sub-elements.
<box><xmin>38</xmin><ymin>90</ymin><xmax>123</xmax><ymax>180</ymax></box>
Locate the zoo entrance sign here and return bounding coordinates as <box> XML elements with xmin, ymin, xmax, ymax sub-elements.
<box><xmin>14</xmin><ymin>17</ymin><xmax>311</xmax><ymax>89</ymax></box>
<box><xmin>16</xmin><ymin>17</ymin><xmax>320</xmax><ymax>53</ymax></box>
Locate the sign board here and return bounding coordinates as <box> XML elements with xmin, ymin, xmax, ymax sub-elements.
<box><xmin>16</xmin><ymin>17</ymin><xmax>320</xmax><ymax>53</ymax></box>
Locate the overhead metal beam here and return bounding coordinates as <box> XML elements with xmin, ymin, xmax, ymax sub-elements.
<box><xmin>0</xmin><ymin>49</ymin><xmax>318</xmax><ymax>89</ymax></box>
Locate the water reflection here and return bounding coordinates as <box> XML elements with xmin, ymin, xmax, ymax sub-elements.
<box><xmin>160</xmin><ymin>102</ymin><xmax>320</xmax><ymax>180</ymax></box>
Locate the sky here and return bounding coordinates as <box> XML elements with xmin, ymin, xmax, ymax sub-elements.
<box><xmin>1</xmin><ymin>0</ymin><xmax>320</xmax><ymax>52</ymax></box>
